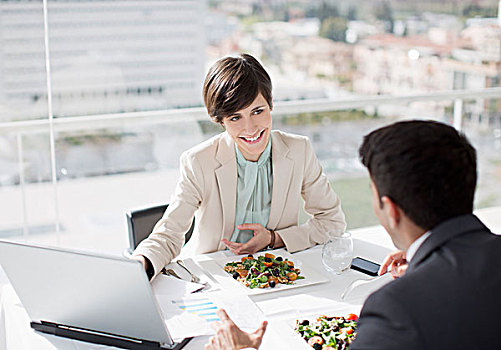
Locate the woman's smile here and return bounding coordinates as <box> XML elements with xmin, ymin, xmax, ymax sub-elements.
<box><xmin>221</xmin><ymin>93</ymin><xmax>272</xmax><ymax>161</ymax></box>
<box><xmin>240</xmin><ymin>129</ymin><xmax>265</xmax><ymax>144</ymax></box>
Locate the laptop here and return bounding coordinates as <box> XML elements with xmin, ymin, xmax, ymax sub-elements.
<box><xmin>0</xmin><ymin>239</ymin><xmax>191</xmax><ymax>350</ymax></box>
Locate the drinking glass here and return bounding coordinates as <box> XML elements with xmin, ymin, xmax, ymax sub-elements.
<box><xmin>322</xmin><ymin>232</ymin><xmax>353</xmax><ymax>274</ymax></box>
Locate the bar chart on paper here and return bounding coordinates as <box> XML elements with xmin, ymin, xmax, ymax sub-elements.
<box><xmin>160</xmin><ymin>290</ymin><xmax>264</xmax><ymax>339</ymax></box>
<box><xmin>172</xmin><ymin>297</ymin><xmax>220</xmax><ymax>322</ymax></box>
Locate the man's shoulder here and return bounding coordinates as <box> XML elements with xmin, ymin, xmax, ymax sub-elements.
<box><xmin>364</xmin><ymin>275</ymin><xmax>410</xmax><ymax>306</ymax></box>
<box><xmin>353</xmin><ymin>278</ymin><xmax>423</xmax><ymax>350</ymax></box>
<box><xmin>365</xmin><ymin>234</ymin><xmax>501</xmax><ymax>315</ymax></box>
<box><xmin>361</xmin><ymin>269</ymin><xmax>435</xmax><ymax>318</ymax></box>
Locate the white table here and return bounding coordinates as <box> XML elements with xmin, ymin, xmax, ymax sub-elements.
<box><xmin>0</xmin><ymin>232</ymin><xmax>393</xmax><ymax>350</ymax></box>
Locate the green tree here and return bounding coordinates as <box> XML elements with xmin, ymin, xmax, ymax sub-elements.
<box><xmin>463</xmin><ymin>4</ymin><xmax>496</xmax><ymax>17</ymax></box>
<box><xmin>306</xmin><ymin>1</ymin><xmax>340</xmax><ymax>22</ymax></box>
<box><xmin>319</xmin><ymin>17</ymin><xmax>348</xmax><ymax>42</ymax></box>
<box><xmin>319</xmin><ymin>1</ymin><xmax>339</xmax><ymax>21</ymax></box>
<box><xmin>347</xmin><ymin>6</ymin><xmax>357</xmax><ymax>21</ymax></box>
<box><xmin>374</xmin><ymin>0</ymin><xmax>394</xmax><ymax>33</ymax></box>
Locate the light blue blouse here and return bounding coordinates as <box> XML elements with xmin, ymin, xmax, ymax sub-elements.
<box><xmin>230</xmin><ymin>139</ymin><xmax>273</xmax><ymax>243</ymax></box>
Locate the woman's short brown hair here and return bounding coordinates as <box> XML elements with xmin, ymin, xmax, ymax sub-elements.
<box><xmin>203</xmin><ymin>53</ymin><xmax>272</xmax><ymax>123</ymax></box>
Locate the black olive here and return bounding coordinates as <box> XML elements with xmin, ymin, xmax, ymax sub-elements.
<box><xmin>313</xmin><ymin>343</ymin><xmax>322</xmax><ymax>350</ymax></box>
<box><xmin>269</xmin><ymin>280</ymin><xmax>276</xmax><ymax>288</ymax></box>
<box><xmin>264</xmin><ymin>257</ymin><xmax>272</xmax><ymax>262</ymax></box>
<box><xmin>232</xmin><ymin>272</ymin><xmax>239</xmax><ymax>279</ymax></box>
<box><xmin>276</xmin><ymin>256</ymin><xmax>283</xmax><ymax>261</ymax></box>
<box><xmin>300</xmin><ymin>320</ymin><xmax>309</xmax><ymax>326</ymax></box>
<box><xmin>247</xmin><ymin>254</ymin><xmax>253</xmax><ymax>258</ymax></box>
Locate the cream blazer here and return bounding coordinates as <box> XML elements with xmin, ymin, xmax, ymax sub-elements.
<box><xmin>133</xmin><ymin>130</ymin><xmax>346</xmax><ymax>275</ymax></box>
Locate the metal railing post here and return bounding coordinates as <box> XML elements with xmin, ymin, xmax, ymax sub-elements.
<box><xmin>16</xmin><ymin>133</ymin><xmax>29</xmax><ymax>239</ymax></box>
<box><xmin>453</xmin><ymin>98</ymin><xmax>463</xmax><ymax>131</ymax></box>
<box><xmin>43</xmin><ymin>0</ymin><xmax>61</xmax><ymax>242</ymax></box>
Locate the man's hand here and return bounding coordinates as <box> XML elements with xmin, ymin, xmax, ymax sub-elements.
<box><xmin>221</xmin><ymin>224</ymin><xmax>271</xmax><ymax>255</ymax></box>
<box><xmin>379</xmin><ymin>251</ymin><xmax>408</xmax><ymax>279</ymax></box>
<box><xmin>205</xmin><ymin>309</ymin><xmax>267</xmax><ymax>350</ymax></box>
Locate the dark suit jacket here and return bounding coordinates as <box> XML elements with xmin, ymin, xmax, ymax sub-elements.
<box><xmin>351</xmin><ymin>214</ymin><xmax>501</xmax><ymax>349</ymax></box>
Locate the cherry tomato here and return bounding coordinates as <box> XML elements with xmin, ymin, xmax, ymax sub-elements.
<box><xmin>307</xmin><ymin>336</ymin><xmax>323</xmax><ymax>346</ymax></box>
<box><xmin>344</xmin><ymin>327</ymin><xmax>354</xmax><ymax>335</ymax></box>
<box><xmin>236</xmin><ymin>269</ymin><xmax>248</xmax><ymax>278</ymax></box>
<box><xmin>264</xmin><ymin>253</ymin><xmax>275</xmax><ymax>259</ymax></box>
<box><xmin>346</xmin><ymin>313</ymin><xmax>359</xmax><ymax>321</ymax></box>
<box><xmin>285</xmin><ymin>260</ymin><xmax>294</xmax><ymax>268</ymax></box>
<box><xmin>241</xmin><ymin>256</ymin><xmax>253</xmax><ymax>262</ymax></box>
<box><xmin>286</xmin><ymin>272</ymin><xmax>297</xmax><ymax>281</ymax></box>
<box><xmin>263</xmin><ymin>262</ymin><xmax>273</xmax><ymax>267</ymax></box>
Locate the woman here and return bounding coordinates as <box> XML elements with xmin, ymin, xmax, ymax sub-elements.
<box><xmin>132</xmin><ymin>54</ymin><xmax>346</xmax><ymax>278</ymax></box>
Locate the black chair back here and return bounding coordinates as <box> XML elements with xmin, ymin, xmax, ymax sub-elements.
<box><xmin>125</xmin><ymin>203</ymin><xmax>194</xmax><ymax>256</ymax></box>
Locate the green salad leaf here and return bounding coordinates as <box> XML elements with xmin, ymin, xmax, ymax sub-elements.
<box><xmin>224</xmin><ymin>253</ymin><xmax>303</xmax><ymax>289</ymax></box>
<box><xmin>294</xmin><ymin>315</ymin><xmax>358</xmax><ymax>350</ymax></box>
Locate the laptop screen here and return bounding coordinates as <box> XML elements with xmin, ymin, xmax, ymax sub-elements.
<box><xmin>0</xmin><ymin>240</ymin><xmax>173</xmax><ymax>345</ymax></box>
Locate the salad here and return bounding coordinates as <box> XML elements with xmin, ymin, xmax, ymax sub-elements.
<box><xmin>294</xmin><ymin>314</ymin><xmax>358</xmax><ymax>350</ymax></box>
<box><xmin>223</xmin><ymin>253</ymin><xmax>304</xmax><ymax>289</ymax></box>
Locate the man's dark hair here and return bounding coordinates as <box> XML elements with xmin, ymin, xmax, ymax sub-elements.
<box><xmin>203</xmin><ymin>53</ymin><xmax>272</xmax><ymax>123</ymax></box>
<box><xmin>359</xmin><ymin>120</ymin><xmax>477</xmax><ymax>231</ymax></box>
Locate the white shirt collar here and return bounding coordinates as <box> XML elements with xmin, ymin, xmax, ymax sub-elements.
<box><xmin>406</xmin><ymin>231</ymin><xmax>431</xmax><ymax>262</ymax></box>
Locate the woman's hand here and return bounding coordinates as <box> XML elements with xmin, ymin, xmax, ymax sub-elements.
<box><xmin>221</xmin><ymin>223</ymin><xmax>272</xmax><ymax>255</ymax></box>
<box><xmin>205</xmin><ymin>309</ymin><xmax>267</xmax><ymax>350</ymax></box>
<box><xmin>379</xmin><ymin>250</ymin><xmax>408</xmax><ymax>279</ymax></box>
<box><xmin>130</xmin><ymin>254</ymin><xmax>148</xmax><ymax>272</ymax></box>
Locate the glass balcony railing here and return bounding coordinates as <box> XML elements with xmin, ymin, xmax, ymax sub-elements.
<box><xmin>1</xmin><ymin>87</ymin><xmax>501</xmax><ymax>255</ymax></box>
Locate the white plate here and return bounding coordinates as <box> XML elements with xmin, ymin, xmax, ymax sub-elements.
<box><xmin>273</xmin><ymin>309</ymin><xmax>362</xmax><ymax>350</ymax></box>
<box><xmin>208</xmin><ymin>248</ymin><xmax>329</xmax><ymax>295</ymax></box>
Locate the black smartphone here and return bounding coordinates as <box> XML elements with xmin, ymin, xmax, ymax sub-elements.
<box><xmin>350</xmin><ymin>257</ymin><xmax>380</xmax><ymax>276</ymax></box>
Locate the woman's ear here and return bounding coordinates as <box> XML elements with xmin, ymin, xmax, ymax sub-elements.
<box><xmin>210</xmin><ymin>115</ymin><xmax>224</xmax><ymax>127</ymax></box>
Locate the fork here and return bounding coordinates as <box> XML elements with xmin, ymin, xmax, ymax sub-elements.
<box><xmin>176</xmin><ymin>259</ymin><xmax>202</xmax><ymax>284</ymax></box>
<box><xmin>162</xmin><ymin>268</ymin><xmax>182</xmax><ymax>280</ymax></box>
<box><xmin>341</xmin><ymin>275</ymin><xmax>382</xmax><ymax>300</ymax></box>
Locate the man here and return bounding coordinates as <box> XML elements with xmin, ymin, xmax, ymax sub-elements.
<box><xmin>205</xmin><ymin>120</ymin><xmax>501</xmax><ymax>349</ymax></box>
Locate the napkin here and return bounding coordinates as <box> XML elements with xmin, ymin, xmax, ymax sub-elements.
<box><xmin>163</xmin><ymin>258</ymin><xmax>220</xmax><ymax>292</ymax></box>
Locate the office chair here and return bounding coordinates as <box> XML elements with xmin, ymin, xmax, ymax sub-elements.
<box><xmin>124</xmin><ymin>203</ymin><xmax>195</xmax><ymax>257</ymax></box>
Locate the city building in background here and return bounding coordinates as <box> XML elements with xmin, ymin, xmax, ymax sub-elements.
<box><xmin>0</xmin><ymin>0</ymin><xmax>206</xmax><ymax>121</ymax></box>
<box><xmin>211</xmin><ymin>0</ymin><xmax>501</xmax><ymax>124</ymax></box>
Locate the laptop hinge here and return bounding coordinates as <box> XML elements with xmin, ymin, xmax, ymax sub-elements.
<box><xmin>31</xmin><ymin>321</ymin><xmax>192</xmax><ymax>350</ymax></box>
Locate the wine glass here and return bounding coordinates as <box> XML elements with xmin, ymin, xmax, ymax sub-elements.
<box><xmin>322</xmin><ymin>232</ymin><xmax>353</xmax><ymax>274</ymax></box>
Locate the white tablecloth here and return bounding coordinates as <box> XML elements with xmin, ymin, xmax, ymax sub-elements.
<box><xmin>0</xmin><ymin>232</ymin><xmax>393</xmax><ymax>350</ymax></box>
